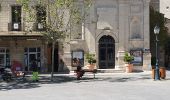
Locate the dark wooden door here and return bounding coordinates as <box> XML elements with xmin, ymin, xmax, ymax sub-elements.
<box><xmin>99</xmin><ymin>36</ymin><xmax>115</xmax><ymax>69</ymax></box>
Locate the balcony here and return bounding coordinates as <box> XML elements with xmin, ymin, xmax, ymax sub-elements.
<box><xmin>8</xmin><ymin>22</ymin><xmax>24</xmax><ymax>31</ymax></box>
<box><xmin>3</xmin><ymin>22</ymin><xmax>42</xmax><ymax>36</ymax></box>
<box><xmin>33</xmin><ymin>22</ymin><xmax>46</xmax><ymax>31</ymax></box>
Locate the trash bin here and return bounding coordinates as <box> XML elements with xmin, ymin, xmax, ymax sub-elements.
<box><xmin>159</xmin><ymin>67</ymin><xmax>166</xmax><ymax>79</ymax></box>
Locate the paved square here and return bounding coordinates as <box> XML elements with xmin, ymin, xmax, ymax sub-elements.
<box><xmin>1</xmin><ymin>71</ymin><xmax>170</xmax><ymax>100</ymax></box>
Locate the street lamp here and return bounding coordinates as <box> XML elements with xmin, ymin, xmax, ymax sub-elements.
<box><xmin>154</xmin><ymin>25</ymin><xmax>160</xmax><ymax>80</ymax></box>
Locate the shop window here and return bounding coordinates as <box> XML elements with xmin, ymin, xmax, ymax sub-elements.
<box><xmin>0</xmin><ymin>48</ymin><xmax>10</xmax><ymax>68</ymax></box>
<box><xmin>24</xmin><ymin>47</ymin><xmax>41</xmax><ymax>71</ymax></box>
<box><xmin>29</xmin><ymin>48</ymin><xmax>36</xmax><ymax>52</ymax></box>
<box><xmin>6</xmin><ymin>53</ymin><xmax>10</xmax><ymax>67</ymax></box>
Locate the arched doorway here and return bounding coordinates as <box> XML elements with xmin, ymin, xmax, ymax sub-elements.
<box><xmin>98</xmin><ymin>35</ymin><xmax>115</xmax><ymax>69</ymax></box>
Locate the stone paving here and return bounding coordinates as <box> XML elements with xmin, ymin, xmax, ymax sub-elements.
<box><xmin>0</xmin><ymin>71</ymin><xmax>170</xmax><ymax>100</ymax></box>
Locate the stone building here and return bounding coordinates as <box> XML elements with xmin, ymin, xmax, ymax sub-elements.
<box><xmin>0</xmin><ymin>0</ymin><xmax>48</xmax><ymax>72</ymax></box>
<box><xmin>65</xmin><ymin>0</ymin><xmax>151</xmax><ymax>72</ymax></box>
<box><xmin>0</xmin><ymin>0</ymin><xmax>151</xmax><ymax>72</ymax></box>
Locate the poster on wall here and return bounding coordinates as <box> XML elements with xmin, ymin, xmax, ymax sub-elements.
<box><xmin>72</xmin><ymin>51</ymin><xmax>84</xmax><ymax>67</ymax></box>
<box><xmin>130</xmin><ymin>50</ymin><xmax>143</xmax><ymax>65</ymax></box>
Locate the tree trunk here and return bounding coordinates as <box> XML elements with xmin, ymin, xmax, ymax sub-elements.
<box><xmin>51</xmin><ymin>41</ymin><xmax>55</xmax><ymax>81</ymax></box>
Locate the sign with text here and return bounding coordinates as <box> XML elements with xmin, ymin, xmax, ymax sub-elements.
<box><xmin>72</xmin><ymin>51</ymin><xmax>84</xmax><ymax>67</ymax></box>
<box><xmin>130</xmin><ymin>50</ymin><xmax>143</xmax><ymax>65</ymax></box>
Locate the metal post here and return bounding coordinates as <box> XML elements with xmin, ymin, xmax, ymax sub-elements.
<box><xmin>155</xmin><ymin>34</ymin><xmax>160</xmax><ymax>80</ymax></box>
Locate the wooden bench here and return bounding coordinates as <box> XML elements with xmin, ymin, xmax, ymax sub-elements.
<box><xmin>83</xmin><ymin>69</ymin><xmax>97</xmax><ymax>78</ymax></box>
<box><xmin>74</xmin><ymin>69</ymin><xmax>97</xmax><ymax>79</ymax></box>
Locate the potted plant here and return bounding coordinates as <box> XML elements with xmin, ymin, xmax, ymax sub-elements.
<box><xmin>124</xmin><ymin>52</ymin><xmax>134</xmax><ymax>73</ymax></box>
<box><xmin>85</xmin><ymin>53</ymin><xmax>96</xmax><ymax>70</ymax></box>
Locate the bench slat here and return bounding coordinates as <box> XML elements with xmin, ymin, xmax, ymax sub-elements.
<box><xmin>74</xmin><ymin>69</ymin><xmax>97</xmax><ymax>79</ymax></box>
<box><xmin>83</xmin><ymin>69</ymin><xmax>97</xmax><ymax>73</ymax></box>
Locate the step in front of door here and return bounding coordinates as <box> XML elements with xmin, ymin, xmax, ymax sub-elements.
<box><xmin>97</xmin><ymin>69</ymin><xmax>124</xmax><ymax>73</ymax></box>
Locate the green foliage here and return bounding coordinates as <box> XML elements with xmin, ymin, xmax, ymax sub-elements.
<box><xmin>17</xmin><ymin>0</ymin><xmax>92</xmax><ymax>43</ymax></box>
<box><xmin>85</xmin><ymin>53</ymin><xmax>96</xmax><ymax>64</ymax></box>
<box><xmin>16</xmin><ymin>0</ymin><xmax>91</xmax><ymax>80</ymax></box>
<box><xmin>124</xmin><ymin>52</ymin><xmax>134</xmax><ymax>63</ymax></box>
<box><xmin>151</xmin><ymin>56</ymin><xmax>156</xmax><ymax>66</ymax></box>
<box><xmin>150</xmin><ymin>7</ymin><xmax>169</xmax><ymax>47</ymax></box>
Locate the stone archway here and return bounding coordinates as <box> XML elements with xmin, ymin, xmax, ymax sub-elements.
<box><xmin>98</xmin><ymin>35</ymin><xmax>115</xmax><ymax>69</ymax></box>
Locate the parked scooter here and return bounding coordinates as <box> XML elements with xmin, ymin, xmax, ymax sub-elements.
<box><xmin>0</xmin><ymin>67</ymin><xmax>12</xmax><ymax>82</ymax></box>
<box><xmin>11</xmin><ymin>60</ymin><xmax>26</xmax><ymax>81</ymax></box>
<box><xmin>13</xmin><ymin>70</ymin><xmax>25</xmax><ymax>80</ymax></box>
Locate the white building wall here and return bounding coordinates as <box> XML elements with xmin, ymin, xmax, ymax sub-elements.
<box><xmin>160</xmin><ymin>0</ymin><xmax>170</xmax><ymax>19</ymax></box>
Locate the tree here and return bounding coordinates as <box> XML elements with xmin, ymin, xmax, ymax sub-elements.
<box><xmin>17</xmin><ymin>0</ymin><xmax>91</xmax><ymax>81</ymax></box>
<box><xmin>150</xmin><ymin>7</ymin><xmax>169</xmax><ymax>57</ymax></box>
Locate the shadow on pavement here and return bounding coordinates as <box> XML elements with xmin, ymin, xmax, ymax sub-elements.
<box><xmin>1</xmin><ymin>71</ymin><xmax>168</xmax><ymax>91</ymax></box>
<box><xmin>0</xmin><ymin>81</ymin><xmax>40</xmax><ymax>91</ymax></box>
<box><xmin>0</xmin><ymin>75</ymin><xmax>78</xmax><ymax>91</ymax></box>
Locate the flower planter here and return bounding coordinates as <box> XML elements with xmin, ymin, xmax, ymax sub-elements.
<box><xmin>87</xmin><ymin>64</ymin><xmax>96</xmax><ymax>70</ymax></box>
<box><xmin>125</xmin><ymin>64</ymin><xmax>133</xmax><ymax>73</ymax></box>
<box><xmin>124</xmin><ymin>52</ymin><xmax>134</xmax><ymax>73</ymax></box>
<box><xmin>159</xmin><ymin>67</ymin><xmax>166</xmax><ymax>79</ymax></box>
<box><xmin>152</xmin><ymin>68</ymin><xmax>155</xmax><ymax>79</ymax></box>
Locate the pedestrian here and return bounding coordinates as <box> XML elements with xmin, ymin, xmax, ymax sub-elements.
<box><xmin>31</xmin><ymin>60</ymin><xmax>39</xmax><ymax>82</ymax></box>
<box><xmin>76</xmin><ymin>58</ymin><xmax>81</xmax><ymax>71</ymax></box>
<box><xmin>76</xmin><ymin>58</ymin><xmax>84</xmax><ymax>80</ymax></box>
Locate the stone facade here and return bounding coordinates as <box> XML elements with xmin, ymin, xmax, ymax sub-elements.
<box><xmin>0</xmin><ymin>0</ymin><xmax>151</xmax><ymax>72</ymax></box>
<box><xmin>64</xmin><ymin>0</ymin><xmax>151</xmax><ymax>71</ymax></box>
<box><xmin>0</xmin><ymin>0</ymin><xmax>48</xmax><ymax>72</ymax></box>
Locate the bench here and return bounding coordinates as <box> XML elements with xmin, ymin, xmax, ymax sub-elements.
<box><xmin>83</xmin><ymin>69</ymin><xmax>97</xmax><ymax>78</ymax></box>
<box><xmin>74</xmin><ymin>69</ymin><xmax>97</xmax><ymax>79</ymax></box>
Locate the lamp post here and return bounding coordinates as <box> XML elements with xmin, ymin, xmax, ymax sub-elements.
<box><xmin>154</xmin><ymin>25</ymin><xmax>160</xmax><ymax>80</ymax></box>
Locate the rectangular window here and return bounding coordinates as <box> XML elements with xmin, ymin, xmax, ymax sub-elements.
<box><xmin>29</xmin><ymin>48</ymin><xmax>36</xmax><ymax>52</ymax></box>
<box><xmin>6</xmin><ymin>54</ymin><xmax>10</xmax><ymax>67</ymax></box>
<box><xmin>11</xmin><ymin>6</ymin><xmax>21</xmax><ymax>31</ymax></box>
<box><xmin>36</xmin><ymin>5</ymin><xmax>46</xmax><ymax>31</ymax></box>
<box><xmin>0</xmin><ymin>48</ymin><xmax>10</xmax><ymax>68</ymax></box>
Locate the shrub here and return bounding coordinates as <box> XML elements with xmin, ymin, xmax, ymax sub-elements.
<box><xmin>124</xmin><ymin>52</ymin><xmax>134</xmax><ymax>63</ymax></box>
<box><xmin>85</xmin><ymin>53</ymin><xmax>96</xmax><ymax>64</ymax></box>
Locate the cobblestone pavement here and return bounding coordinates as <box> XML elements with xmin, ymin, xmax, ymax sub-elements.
<box><xmin>0</xmin><ymin>71</ymin><xmax>170</xmax><ymax>100</ymax></box>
